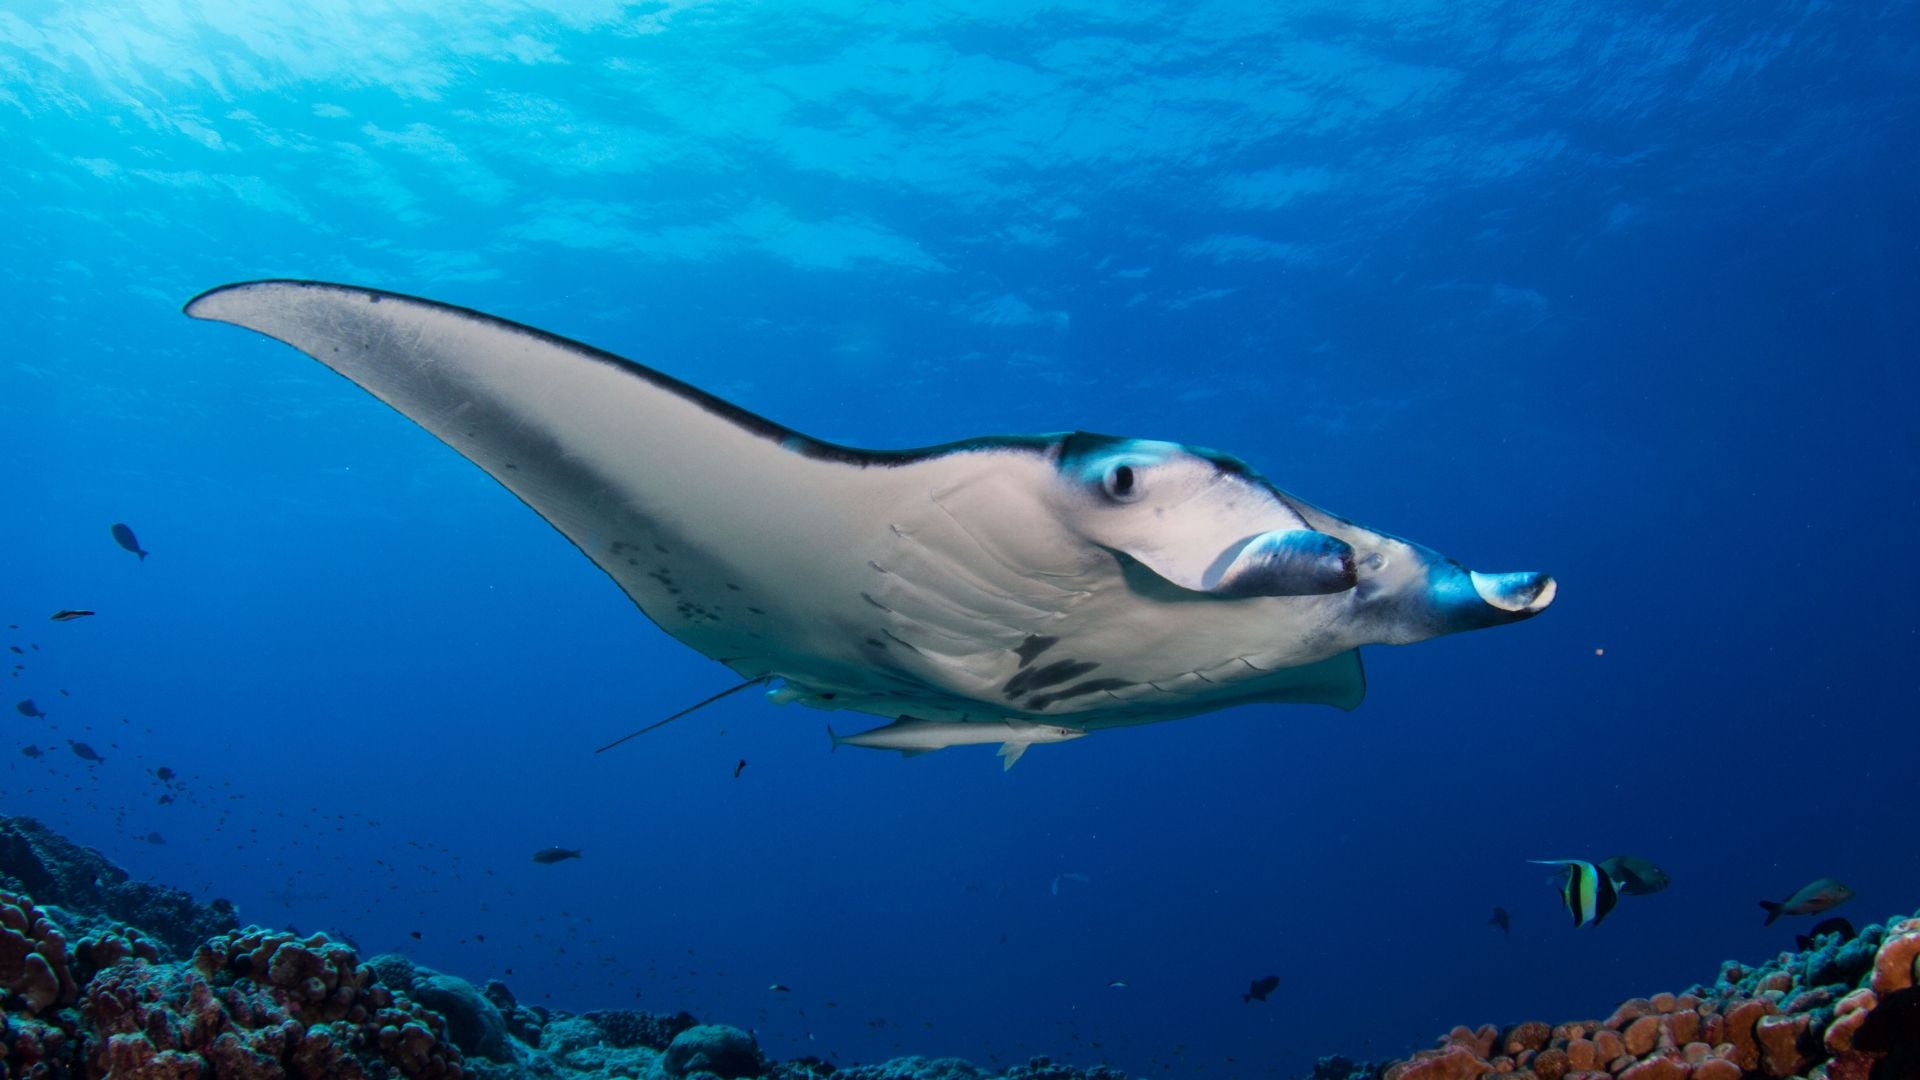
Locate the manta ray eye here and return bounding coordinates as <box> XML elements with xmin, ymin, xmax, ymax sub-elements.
<box><xmin>1101</xmin><ymin>463</ymin><xmax>1142</xmax><ymax>502</ymax></box>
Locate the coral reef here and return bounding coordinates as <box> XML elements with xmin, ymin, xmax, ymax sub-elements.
<box><xmin>1377</xmin><ymin>909</ymin><xmax>1920</xmax><ymax>1080</ymax></box>
<box><xmin>5</xmin><ymin>814</ymin><xmax>1917</xmax><ymax>1080</ymax></box>
<box><xmin>662</xmin><ymin>1022</ymin><xmax>767</xmax><ymax>1078</ymax></box>
<box><xmin>1</xmin><ymin>889</ymin><xmax>77</xmax><ymax>1016</ymax></box>
<box><xmin>583</xmin><ymin>1007</ymin><xmax>698</xmax><ymax>1050</ymax></box>
<box><xmin>0</xmin><ymin>816</ymin><xmax>235</xmax><ymax>957</ymax></box>
<box><xmin>352</xmin><ymin>952</ymin><xmax>512</xmax><ymax>1063</ymax></box>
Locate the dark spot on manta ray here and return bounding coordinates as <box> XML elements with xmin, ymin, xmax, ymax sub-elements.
<box><xmin>747</xmin><ymin>607</ymin><xmax>765</xmax><ymax>615</ymax></box>
<box><xmin>1014</xmin><ymin>635</ymin><xmax>1059</xmax><ymax>668</ymax></box>
<box><xmin>1028</xmin><ymin>678</ymin><xmax>1134</xmax><ymax>710</ymax></box>
<box><xmin>865</xmin><ymin>638</ymin><xmax>886</xmax><ymax>649</ymax></box>
<box><xmin>861</xmin><ymin>593</ymin><xmax>890</xmax><ymax>612</ymax></box>
<box><xmin>726</xmin><ymin>583</ymin><xmax>741</xmax><ymax>591</ymax></box>
<box><xmin>654</xmin><ymin>544</ymin><xmax>669</xmax><ymax>554</ymax></box>
<box><xmin>1005</xmin><ymin>658</ymin><xmax>1098</xmax><ymax>699</ymax></box>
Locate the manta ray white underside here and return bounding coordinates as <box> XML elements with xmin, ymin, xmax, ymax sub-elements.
<box><xmin>187</xmin><ymin>281</ymin><xmax>1554</xmax><ymax>748</ymax></box>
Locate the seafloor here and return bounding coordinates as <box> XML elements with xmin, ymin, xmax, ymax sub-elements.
<box><xmin>1</xmin><ymin>815</ymin><xmax>1914</xmax><ymax>1080</ymax></box>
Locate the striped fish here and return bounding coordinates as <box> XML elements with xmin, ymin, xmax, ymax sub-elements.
<box><xmin>1531</xmin><ymin>858</ymin><xmax>1618</xmax><ymax>928</ymax></box>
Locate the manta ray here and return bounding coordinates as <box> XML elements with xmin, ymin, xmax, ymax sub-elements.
<box><xmin>186</xmin><ymin>281</ymin><xmax>1554</xmax><ymax>753</ymax></box>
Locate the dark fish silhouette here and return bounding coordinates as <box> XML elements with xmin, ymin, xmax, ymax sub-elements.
<box><xmin>111</xmin><ymin>523</ymin><xmax>148</xmax><ymax>560</ymax></box>
<box><xmin>532</xmin><ymin>847</ymin><xmax>582</xmax><ymax>864</ymax></box>
<box><xmin>144</xmin><ymin>831</ymin><xmax>166</xmax><ymax>845</ymax></box>
<box><xmin>154</xmin><ymin>766</ymin><xmax>176</xmax><ymax>781</ymax></box>
<box><xmin>68</xmin><ymin>740</ymin><xmax>104</xmax><ymax>762</ymax></box>
<box><xmin>1488</xmin><ymin>906</ymin><xmax>1511</xmax><ymax>934</ymax></box>
<box><xmin>1243</xmin><ymin>975</ymin><xmax>1279</xmax><ymax>1003</ymax></box>
<box><xmin>1797</xmin><ymin>917</ymin><xmax>1856</xmax><ymax>952</ymax></box>
<box><xmin>1761</xmin><ymin>877</ymin><xmax>1853</xmax><ymax>925</ymax></box>
<box><xmin>20</xmin><ymin>745</ymin><xmax>42</xmax><ymax>758</ymax></box>
<box><xmin>769</xmin><ymin>983</ymin><xmax>791</xmax><ymax>992</ymax></box>
<box><xmin>734</xmin><ymin>758</ymin><xmax>747</xmax><ymax>778</ymax></box>
<box><xmin>16</xmin><ymin>699</ymin><xmax>46</xmax><ymax>719</ymax></box>
<box><xmin>49</xmin><ymin>610</ymin><xmax>95</xmax><ymax>622</ymax></box>
<box><xmin>1598</xmin><ymin>855</ymin><xmax>1670</xmax><ymax>896</ymax></box>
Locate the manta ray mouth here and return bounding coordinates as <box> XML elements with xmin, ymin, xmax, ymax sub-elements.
<box><xmin>1469</xmin><ymin>570</ymin><xmax>1557</xmax><ymax>614</ymax></box>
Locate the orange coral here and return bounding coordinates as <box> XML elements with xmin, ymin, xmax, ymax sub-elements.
<box><xmin>1</xmin><ymin>888</ymin><xmax>79</xmax><ymax>1015</ymax></box>
<box><xmin>79</xmin><ymin>923</ymin><xmax>465</xmax><ymax>1079</ymax></box>
<box><xmin>1373</xmin><ymin>908</ymin><xmax>1920</xmax><ymax>1080</ymax></box>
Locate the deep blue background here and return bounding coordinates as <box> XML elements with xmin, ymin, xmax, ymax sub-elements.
<box><xmin>3</xmin><ymin>3</ymin><xmax>1915</xmax><ymax>1077</ymax></box>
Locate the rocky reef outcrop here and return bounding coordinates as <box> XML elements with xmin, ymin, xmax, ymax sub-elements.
<box><xmin>1372</xmin><ymin>912</ymin><xmax>1920</xmax><ymax>1080</ymax></box>
<box><xmin>0</xmin><ymin>816</ymin><xmax>236</xmax><ymax>958</ymax></box>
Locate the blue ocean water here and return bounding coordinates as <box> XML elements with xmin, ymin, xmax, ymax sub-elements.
<box><xmin>2</xmin><ymin>2</ymin><xmax>1915</xmax><ymax>1076</ymax></box>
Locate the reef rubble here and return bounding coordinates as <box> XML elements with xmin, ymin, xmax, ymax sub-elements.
<box><xmin>4</xmin><ymin>814</ymin><xmax>1916</xmax><ymax>1079</ymax></box>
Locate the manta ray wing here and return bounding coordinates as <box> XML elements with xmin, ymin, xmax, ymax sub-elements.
<box><xmin>185</xmin><ymin>280</ymin><xmax>930</xmax><ymax>687</ymax></box>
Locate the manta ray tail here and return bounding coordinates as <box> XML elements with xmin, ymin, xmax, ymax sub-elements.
<box><xmin>594</xmin><ymin>677</ymin><xmax>770</xmax><ymax>754</ymax></box>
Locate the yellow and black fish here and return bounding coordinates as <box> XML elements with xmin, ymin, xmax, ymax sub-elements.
<box><xmin>1531</xmin><ymin>859</ymin><xmax>1617</xmax><ymax>928</ymax></box>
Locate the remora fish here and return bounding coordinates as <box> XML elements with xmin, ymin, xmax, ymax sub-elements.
<box><xmin>184</xmin><ymin>281</ymin><xmax>1555</xmax><ymax>746</ymax></box>
<box><xmin>828</xmin><ymin>718</ymin><xmax>1086</xmax><ymax>770</ymax></box>
<box><xmin>532</xmin><ymin>847</ymin><xmax>582</xmax><ymax>864</ymax></box>
<box><xmin>50</xmin><ymin>610</ymin><xmax>95</xmax><ymax>622</ymax></box>
<box><xmin>1532</xmin><ymin>859</ymin><xmax>1617</xmax><ymax>928</ymax></box>
<box><xmin>1760</xmin><ymin>878</ymin><xmax>1853</xmax><ymax>925</ymax></box>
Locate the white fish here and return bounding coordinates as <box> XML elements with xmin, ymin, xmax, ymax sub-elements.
<box><xmin>828</xmin><ymin>718</ymin><xmax>1086</xmax><ymax>770</ymax></box>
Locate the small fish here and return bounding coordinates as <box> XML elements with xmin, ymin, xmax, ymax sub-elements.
<box><xmin>769</xmin><ymin>983</ymin><xmax>791</xmax><ymax>992</ymax></box>
<box><xmin>1598</xmin><ymin>855</ymin><xmax>1671</xmax><ymax>896</ymax></box>
<box><xmin>1107</xmin><ymin>980</ymin><xmax>1128</xmax><ymax>989</ymax></box>
<box><xmin>49</xmin><ymin>610</ymin><xmax>95</xmax><ymax>622</ymax></box>
<box><xmin>409</xmin><ymin>930</ymin><xmax>422</xmax><ymax>939</ymax></box>
<box><xmin>154</xmin><ymin>766</ymin><xmax>176</xmax><ymax>781</ymax></box>
<box><xmin>1796</xmin><ymin>917</ymin><xmax>1857</xmax><ymax>952</ymax></box>
<box><xmin>144</xmin><ymin>831</ymin><xmax>166</xmax><ymax>845</ymax></box>
<box><xmin>1760</xmin><ymin>877</ymin><xmax>1853</xmax><ymax>925</ymax></box>
<box><xmin>1488</xmin><ymin>906</ymin><xmax>1511</xmax><ymax>934</ymax></box>
<box><xmin>20</xmin><ymin>745</ymin><xmax>42</xmax><ymax>758</ymax></box>
<box><xmin>68</xmin><ymin>740</ymin><xmax>104</xmax><ymax>763</ymax></box>
<box><xmin>16</xmin><ymin>699</ymin><xmax>46</xmax><ymax>719</ymax></box>
<box><xmin>1531</xmin><ymin>859</ymin><xmax>1617</xmax><ymax>928</ymax></box>
<box><xmin>532</xmin><ymin>847</ymin><xmax>582</xmax><ymax>864</ymax></box>
<box><xmin>733</xmin><ymin>758</ymin><xmax>746</xmax><ymax>779</ymax></box>
<box><xmin>1243</xmin><ymin>975</ymin><xmax>1279</xmax><ymax>1003</ymax></box>
<box><xmin>111</xmin><ymin>523</ymin><xmax>148</xmax><ymax>561</ymax></box>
